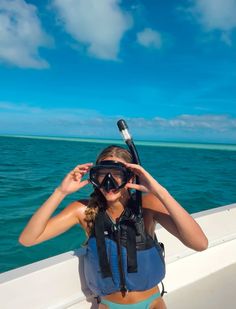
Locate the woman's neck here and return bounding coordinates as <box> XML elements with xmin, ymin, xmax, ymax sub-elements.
<box><xmin>106</xmin><ymin>201</ymin><xmax>124</xmax><ymax>220</ymax></box>
<box><xmin>105</xmin><ymin>189</ymin><xmax>131</xmax><ymax>220</ymax></box>
<box><xmin>106</xmin><ymin>194</ymin><xmax>130</xmax><ymax>221</ymax></box>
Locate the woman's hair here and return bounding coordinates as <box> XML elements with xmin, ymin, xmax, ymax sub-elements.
<box><xmin>84</xmin><ymin>145</ymin><xmax>133</xmax><ymax>234</ymax></box>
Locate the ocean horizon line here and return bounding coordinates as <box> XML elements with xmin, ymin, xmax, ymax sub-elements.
<box><xmin>1</xmin><ymin>134</ymin><xmax>236</xmax><ymax>151</ymax></box>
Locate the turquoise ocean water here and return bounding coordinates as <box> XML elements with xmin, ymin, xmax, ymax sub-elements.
<box><xmin>0</xmin><ymin>135</ymin><xmax>236</xmax><ymax>273</ymax></box>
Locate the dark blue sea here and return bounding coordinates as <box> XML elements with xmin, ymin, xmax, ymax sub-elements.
<box><xmin>0</xmin><ymin>135</ymin><xmax>236</xmax><ymax>273</ymax></box>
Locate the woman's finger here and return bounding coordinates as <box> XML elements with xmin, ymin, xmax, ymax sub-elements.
<box><xmin>69</xmin><ymin>170</ymin><xmax>79</xmax><ymax>178</ymax></box>
<box><xmin>67</xmin><ymin>163</ymin><xmax>93</xmax><ymax>178</ymax></box>
<box><xmin>124</xmin><ymin>162</ymin><xmax>144</xmax><ymax>173</ymax></box>
<box><xmin>75</xmin><ymin>165</ymin><xmax>91</xmax><ymax>170</ymax></box>
<box><xmin>70</xmin><ymin>168</ymin><xmax>87</xmax><ymax>177</ymax></box>
<box><xmin>74</xmin><ymin>163</ymin><xmax>93</xmax><ymax>170</ymax></box>
<box><xmin>72</xmin><ymin>166</ymin><xmax>92</xmax><ymax>177</ymax></box>
<box><xmin>125</xmin><ymin>183</ymin><xmax>148</xmax><ymax>193</ymax></box>
<box><xmin>79</xmin><ymin>179</ymin><xmax>90</xmax><ymax>188</ymax></box>
<box><xmin>123</xmin><ymin>162</ymin><xmax>140</xmax><ymax>168</ymax></box>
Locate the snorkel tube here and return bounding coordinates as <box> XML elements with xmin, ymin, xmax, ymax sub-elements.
<box><xmin>117</xmin><ymin>119</ymin><xmax>144</xmax><ymax>236</ymax></box>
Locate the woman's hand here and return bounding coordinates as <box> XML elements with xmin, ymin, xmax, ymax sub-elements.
<box><xmin>57</xmin><ymin>163</ymin><xmax>93</xmax><ymax>196</ymax></box>
<box><xmin>124</xmin><ymin>163</ymin><xmax>161</xmax><ymax>194</ymax></box>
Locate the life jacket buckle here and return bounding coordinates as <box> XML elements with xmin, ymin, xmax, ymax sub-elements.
<box><xmin>120</xmin><ymin>286</ymin><xmax>129</xmax><ymax>295</ymax></box>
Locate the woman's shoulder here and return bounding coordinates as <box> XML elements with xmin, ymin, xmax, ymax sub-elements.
<box><xmin>70</xmin><ymin>198</ymin><xmax>89</xmax><ymax>210</ymax></box>
<box><xmin>66</xmin><ymin>199</ymin><xmax>89</xmax><ymax>223</ymax></box>
<box><xmin>142</xmin><ymin>193</ymin><xmax>164</xmax><ymax>212</ymax></box>
<box><xmin>73</xmin><ymin>199</ymin><xmax>89</xmax><ymax>207</ymax></box>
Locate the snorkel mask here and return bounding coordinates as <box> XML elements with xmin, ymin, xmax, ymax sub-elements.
<box><xmin>89</xmin><ymin>160</ymin><xmax>133</xmax><ymax>192</ymax></box>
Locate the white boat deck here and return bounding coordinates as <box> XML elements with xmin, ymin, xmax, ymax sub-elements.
<box><xmin>164</xmin><ymin>263</ymin><xmax>236</xmax><ymax>309</ymax></box>
<box><xmin>1</xmin><ymin>203</ymin><xmax>236</xmax><ymax>308</ymax></box>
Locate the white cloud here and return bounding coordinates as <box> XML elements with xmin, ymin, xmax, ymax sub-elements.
<box><xmin>220</xmin><ymin>32</ymin><xmax>232</xmax><ymax>46</ymax></box>
<box><xmin>124</xmin><ymin>114</ymin><xmax>236</xmax><ymax>133</ymax></box>
<box><xmin>0</xmin><ymin>0</ymin><xmax>52</xmax><ymax>68</ymax></box>
<box><xmin>0</xmin><ymin>102</ymin><xmax>101</xmax><ymax>118</ymax></box>
<box><xmin>0</xmin><ymin>102</ymin><xmax>44</xmax><ymax>113</ymax></box>
<box><xmin>192</xmin><ymin>0</ymin><xmax>236</xmax><ymax>31</ymax></box>
<box><xmin>189</xmin><ymin>0</ymin><xmax>236</xmax><ymax>44</ymax></box>
<box><xmin>155</xmin><ymin>114</ymin><xmax>236</xmax><ymax>132</ymax></box>
<box><xmin>137</xmin><ymin>28</ymin><xmax>162</xmax><ymax>49</ymax></box>
<box><xmin>0</xmin><ymin>102</ymin><xmax>236</xmax><ymax>142</ymax></box>
<box><xmin>53</xmin><ymin>0</ymin><xmax>132</xmax><ymax>60</ymax></box>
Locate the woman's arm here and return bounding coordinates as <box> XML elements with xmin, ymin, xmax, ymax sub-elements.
<box><xmin>125</xmin><ymin>163</ymin><xmax>208</xmax><ymax>252</ymax></box>
<box><xmin>18</xmin><ymin>163</ymin><xmax>92</xmax><ymax>246</ymax></box>
<box><xmin>143</xmin><ymin>192</ymin><xmax>208</xmax><ymax>251</ymax></box>
<box><xmin>18</xmin><ymin>191</ymin><xmax>83</xmax><ymax>246</ymax></box>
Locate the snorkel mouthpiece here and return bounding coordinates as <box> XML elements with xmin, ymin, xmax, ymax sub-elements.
<box><xmin>100</xmin><ymin>173</ymin><xmax>119</xmax><ymax>192</ymax></box>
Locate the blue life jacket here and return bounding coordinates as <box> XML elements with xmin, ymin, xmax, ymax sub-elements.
<box><xmin>84</xmin><ymin>201</ymin><xmax>166</xmax><ymax>297</ymax></box>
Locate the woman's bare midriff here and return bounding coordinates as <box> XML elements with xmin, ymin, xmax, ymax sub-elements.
<box><xmin>102</xmin><ymin>285</ymin><xmax>160</xmax><ymax>304</ymax></box>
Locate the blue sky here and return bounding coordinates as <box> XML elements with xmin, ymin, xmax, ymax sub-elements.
<box><xmin>0</xmin><ymin>0</ymin><xmax>235</xmax><ymax>143</ymax></box>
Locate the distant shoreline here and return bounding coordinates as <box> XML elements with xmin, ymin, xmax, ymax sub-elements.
<box><xmin>1</xmin><ymin>134</ymin><xmax>236</xmax><ymax>151</ymax></box>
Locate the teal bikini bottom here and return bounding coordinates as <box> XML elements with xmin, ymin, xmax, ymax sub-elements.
<box><xmin>100</xmin><ymin>291</ymin><xmax>161</xmax><ymax>309</ymax></box>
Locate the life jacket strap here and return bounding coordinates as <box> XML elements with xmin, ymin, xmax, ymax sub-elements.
<box><xmin>126</xmin><ymin>224</ymin><xmax>137</xmax><ymax>272</ymax></box>
<box><xmin>114</xmin><ymin>223</ymin><xmax>128</xmax><ymax>293</ymax></box>
<box><xmin>94</xmin><ymin>295</ymin><xmax>101</xmax><ymax>304</ymax></box>
<box><xmin>160</xmin><ymin>281</ymin><xmax>168</xmax><ymax>297</ymax></box>
<box><xmin>94</xmin><ymin>211</ymin><xmax>112</xmax><ymax>278</ymax></box>
<box><xmin>94</xmin><ymin>206</ymin><xmax>143</xmax><ymax>280</ymax></box>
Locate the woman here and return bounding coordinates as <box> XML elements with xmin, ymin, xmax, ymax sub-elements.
<box><xmin>19</xmin><ymin>145</ymin><xmax>208</xmax><ymax>309</ymax></box>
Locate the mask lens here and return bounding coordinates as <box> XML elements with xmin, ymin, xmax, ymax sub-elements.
<box><xmin>92</xmin><ymin>168</ymin><xmax>125</xmax><ymax>186</ymax></box>
<box><xmin>89</xmin><ymin>161</ymin><xmax>131</xmax><ymax>189</ymax></box>
<box><xmin>109</xmin><ymin>169</ymin><xmax>125</xmax><ymax>186</ymax></box>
